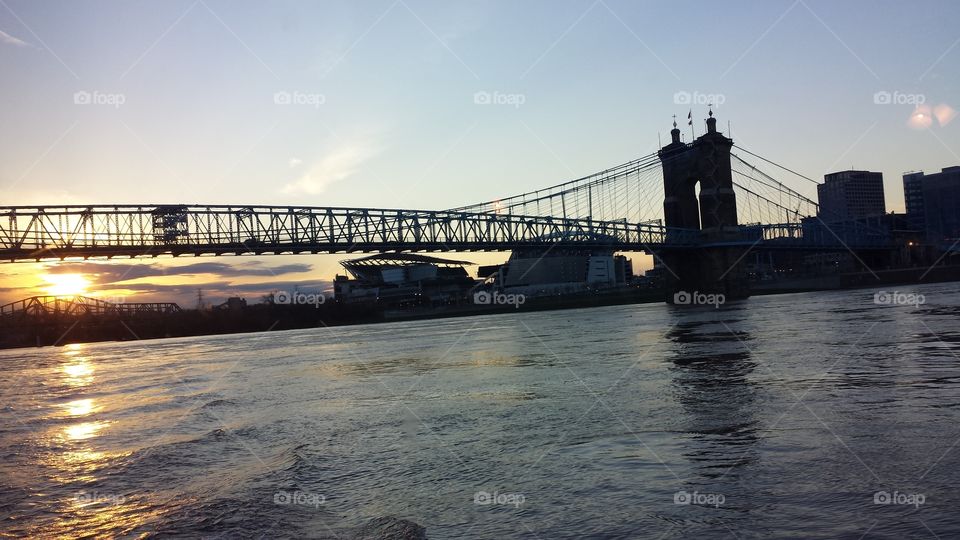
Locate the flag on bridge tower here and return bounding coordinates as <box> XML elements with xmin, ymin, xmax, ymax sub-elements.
<box><xmin>687</xmin><ymin>110</ymin><xmax>692</xmax><ymax>126</ymax></box>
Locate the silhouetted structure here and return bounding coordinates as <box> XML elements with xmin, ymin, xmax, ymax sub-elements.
<box><xmin>903</xmin><ymin>171</ymin><xmax>926</xmax><ymax>231</ymax></box>
<box><xmin>660</xmin><ymin>112</ymin><xmax>738</xmax><ymax>232</ymax></box>
<box><xmin>658</xmin><ymin>111</ymin><xmax>750</xmax><ymax>301</ymax></box>
<box><xmin>496</xmin><ymin>249</ymin><xmax>633</xmax><ymax>295</ymax></box>
<box><xmin>0</xmin><ymin>114</ymin><xmax>942</xmax><ymax>307</ymax></box>
<box><xmin>335</xmin><ymin>253</ymin><xmax>475</xmax><ymax>307</ymax></box>
<box><xmin>818</xmin><ymin>170</ymin><xmax>886</xmax><ymax>222</ymax></box>
<box><xmin>0</xmin><ymin>295</ymin><xmax>183</xmax><ymax>348</ymax></box>
<box><xmin>902</xmin><ymin>166</ymin><xmax>960</xmax><ymax>244</ymax></box>
<box><xmin>0</xmin><ymin>295</ymin><xmax>181</xmax><ymax>322</ymax></box>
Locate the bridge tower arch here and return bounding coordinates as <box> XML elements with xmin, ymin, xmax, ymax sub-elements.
<box><xmin>657</xmin><ymin>111</ymin><xmax>750</xmax><ymax>302</ymax></box>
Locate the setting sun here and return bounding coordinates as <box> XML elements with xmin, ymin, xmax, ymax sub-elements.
<box><xmin>43</xmin><ymin>274</ymin><xmax>91</xmax><ymax>297</ymax></box>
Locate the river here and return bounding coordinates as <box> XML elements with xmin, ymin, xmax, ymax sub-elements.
<box><xmin>2</xmin><ymin>283</ymin><xmax>959</xmax><ymax>538</ymax></box>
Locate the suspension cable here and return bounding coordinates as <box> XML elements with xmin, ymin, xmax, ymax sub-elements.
<box><xmin>732</xmin><ymin>145</ymin><xmax>820</xmax><ymax>185</ymax></box>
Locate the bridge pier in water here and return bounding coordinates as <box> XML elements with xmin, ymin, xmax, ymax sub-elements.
<box><xmin>658</xmin><ymin>112</ymin><xmax>751</xmax><ymax>302</ymax></box>
<box><xmin>659</xmin><ymin>245</ymin><xmax>751</xmax><ymax>302</ymax></box>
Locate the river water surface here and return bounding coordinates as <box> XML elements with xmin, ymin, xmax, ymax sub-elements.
<box><xmin>2</xmin><ymin>284</ymin><xmax>960</xmax><ymax>538</ymax></box>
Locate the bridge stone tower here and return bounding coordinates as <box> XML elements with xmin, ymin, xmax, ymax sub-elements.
<box><xmin>657</xmin><ymin>112</ymin><xmax>750</xmax><ymax>302</ymax></box>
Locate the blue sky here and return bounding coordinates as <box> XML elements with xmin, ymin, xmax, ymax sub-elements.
<box><xmin>1</xmin><ymin>0</ymin><xmax>958</xmax><ymax>304</ymax></box>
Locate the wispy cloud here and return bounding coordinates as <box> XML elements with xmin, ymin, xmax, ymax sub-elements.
<box><xmin>100</xmin><ymin>279</ymin><xmax>330</xmax><ymax>294</ymax></box>
<box><xmin>45</xmin><ymin>261</ymin><xmax>313</xmax><ymax>285</ymax></box>
<box><xmin>97</xmin><ymin>279</ymin><xmax>332</xmax><ymax>300</ymax></box>
<box><xmin>282</xmin><ymin>139</ymin><xmax>379</xmax><ymax>195</ymax></box>
<box><xmin>0</xmin><ymin>29</ymin><xmax>30</xmax><ymax>48</ymax></box>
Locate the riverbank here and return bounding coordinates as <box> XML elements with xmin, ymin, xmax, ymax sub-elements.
<box><xmin>3</xmin><ymin>265</ymin><xmax>959</xmax><ymax>350</ymax></box>
<box><xmin>750</xmin><ymin>264</ymin><xmax>960</xmax><ymax>295</ymax></box>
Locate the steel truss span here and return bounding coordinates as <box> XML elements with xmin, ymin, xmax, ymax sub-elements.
<box><xmin>0</xmin><ymin>205</ymin><xmax>700</xmax><ymax>262</ymax></box>
<box><xmin>1</xmin><ymin>295</ymin><xmax>181</xmax><ymax>320</ymax></box>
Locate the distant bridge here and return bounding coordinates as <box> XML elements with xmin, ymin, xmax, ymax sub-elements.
<box><xmin>0</xmin><ymin>295</ymin><xmax>181</xmax><ymax>323</ymax></box>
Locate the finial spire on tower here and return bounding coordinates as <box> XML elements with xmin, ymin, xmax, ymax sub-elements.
<box><xmin>706</xmin><ymin>105</ymin><xmax>718</xmax><ymax>133</ymax></box>
<box><xmin>669</xmin><ymin>114</ymin><xmax>681</xmax><ymax>144</ymax></box>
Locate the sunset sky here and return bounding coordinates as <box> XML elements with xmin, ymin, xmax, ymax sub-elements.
<box><xmin>1</xmin><ymin>0</ymin><xmax>958</xmax><ymax>306</ymax></box>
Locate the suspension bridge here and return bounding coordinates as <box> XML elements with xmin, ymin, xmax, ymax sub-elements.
<box><xmin>0</xmin><ymin>114</ymin><xmax>897</xmax><ymax>300</ymax></box>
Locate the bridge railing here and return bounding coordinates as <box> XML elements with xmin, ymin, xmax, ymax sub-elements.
<box><xmin>0</xmin><ymin>205</ymin><xmax>701</xmax><ymax>261</ymax></box>
<box><xmin>739</xmin><ymin>221</ymin><xmax>892</xmax><ymax>248</ymax></box>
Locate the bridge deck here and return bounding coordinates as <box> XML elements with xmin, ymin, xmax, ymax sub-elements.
<box><xmin>0</xmin><ymin>205</ymin><xmax>892</xmax><ymax>262</ymax></box>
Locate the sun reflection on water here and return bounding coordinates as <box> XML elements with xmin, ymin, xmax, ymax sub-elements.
<box><xmin>61</xmin><ymin>346</ymin><xmax>94</xmax><ymax>388</ymax></box>
<box><xmin>62</xmin><ymin>399</ymin><xmax>98</xmax><ymax>417</ymax></box>
<box><xmin>63</xmin><ymin>362</ymin><xmax>93</xmax><ymax>379</ymax></box>
<box><xmin>62</xmin><ymin>421</ymin><xmax>109</xmax><ymax>441</ymax></box>
<box><xmin>19</xmin><ymin>345</ymin><xmax>168</xmax><ymax>537</ymax></box>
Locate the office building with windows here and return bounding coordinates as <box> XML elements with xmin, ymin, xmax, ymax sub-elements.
<box><xmin>903</xmin><ymin>166</ymin><xmax>960</xmax><ymax>242</ymax></box>
<box><xmin>817</xmin><ymin>170</ymin><xmax>886</xmax><ymax>222</ymax></box>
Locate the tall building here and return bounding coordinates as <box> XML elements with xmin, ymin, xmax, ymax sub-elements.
<box><xmin>903</xmin><ymin>166</ymin><xmax>960</xmax><ymax>242</ymax></box>
<box><xmin>817</xmin><ymin>170</ymin><xmax>886</xmax><ymax>222</ymax></box>
<box><xmin>902</xmin><ymin>171</ymin><xmax>925</xmax><ymax>230</ymax></box>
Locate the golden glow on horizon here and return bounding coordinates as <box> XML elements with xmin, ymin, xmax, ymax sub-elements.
<box><xmin>43</xmin><ymin>273</ymin><xmax>91</xmax><ymax>296</ymax></box>
<box><xmin>0</xmin><ymin>252</ymin><xmax>654</xmax><ymax>303</ymax></box>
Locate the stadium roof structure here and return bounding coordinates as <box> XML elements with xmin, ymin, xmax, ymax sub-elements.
<box><xmin>339</xmin><ymin>253</ymin><xmax>475</xmax><ymax>268</ymax></box>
